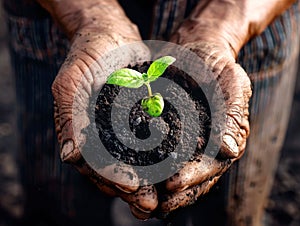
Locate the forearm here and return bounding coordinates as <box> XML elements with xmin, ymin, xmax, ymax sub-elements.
<box><xmin>36</xmin><ymin>0</ymin><xmax>141</xmax><ymax>41</ymax></box>
<box><xmin>171</xmin><ymin>0</ymin><xmax>296</xmax><ymax>58</ymax></box>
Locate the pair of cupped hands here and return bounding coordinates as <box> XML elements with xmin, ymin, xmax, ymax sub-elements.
<box><xmin>51</xmin><ymin>10</ymin><xmax>252</xmax><ymax>219</ymax></box>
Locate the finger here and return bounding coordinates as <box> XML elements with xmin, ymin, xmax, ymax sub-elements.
<box><xmin>129</xmin><ymin>205</ymin><xmax>152</xmax><ymax>220</ymax></box>
<box><xmin>98</xmin><ymin>163</ymin><xmax>139</xmax><ymax>193</ymax></box>
<box><xmin>77</xmin><ymin>161</ymin><xmax>157</xmax><ymax>219</ymax></box>
<box><xmin>159</xmin><ymin>175</ymin><xmax>221</xmax><ymax>216</ymax></box>
<box><xmin>95</xmin><ymin>180</ymin><xmax>118</xmax><ymax>197</ymax></box>
<box><xmin>86</xmin><ymin>163</ymin><xmax>157</xmax><ymax>219</ymax></box>
<box><xmin>74</xmin><ymin>163</ymin><xmax>118</xmax><ymax>197</ymax></box>
<box><xmin>75</xmin><ymin>160</ymin><xmax>140</xmax><ymax>193</ymax></box>
<box><xmin>121</xmin><ymin>185</ymin><xmax>158</xmax><ymax>217</ymax></box>
<box><xmin>165</xmin><ymin>154</ymin><xmax>232</xmax><ymax>192</ymax></box>
<box><xmin>217</xmin><ymin>63</ymin><xmax>252</xmax><ymax>159</ymax></box>
<box><xmin>52</xmin><ymin>70</ymin><xmax>91</xmax><ymax>164</ymax></box>
<box><xmin>178</xmin><ymin>42</ymin><xmax>252</xmax><ymax>159</ymax></box>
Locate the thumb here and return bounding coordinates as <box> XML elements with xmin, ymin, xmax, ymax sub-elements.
<box><xmin>53</xmin><ymin>40</ymin><xmax>152</xmax><ymax>162</ymax></box>
<box><xmin>122</xmin><ymin>184</ymin><xmax>158</xmax><ymax>220</ymax></box>
<box><xmin>217</xmin><ymin>62</ymin><xmax>252</xmax><ymax>159</ymax></box>
<box><xmin>52</xmin><ymin>65</ymin><xmax>91</xmax><ymax>163</ymax></box>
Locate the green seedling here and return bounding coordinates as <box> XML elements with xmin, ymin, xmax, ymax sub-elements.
<box><xmin>107</xmin><ymin>56</ymin><xmax>176</xmax><ymax>117</ymax></box>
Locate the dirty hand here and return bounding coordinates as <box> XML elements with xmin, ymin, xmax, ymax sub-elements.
<box><xmin>37</xmin><ymin>0</ymin><xmax>157</xmax><ymax>220</ymax></box>
<box><xmin>157</xmin><ymin>0</ymin><xmax>297</xmax><ymax>216</ymax></box>
<box><xmin>157</xmin><ymin>41</ymin><xmax>252</xmax><ymax>216</ymax></box>
<box><xmin>157</xmin><ymin>0</ymin><xmax>255</xmax><ymax>216</ymax></box>
<box><xmin>158</xmin><ymin>0</ymin><xmax>295</xmax><ymax>214</ymax></box>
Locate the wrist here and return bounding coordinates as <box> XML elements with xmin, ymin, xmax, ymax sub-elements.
<box><xmin>170</xmin><ymin>1</ymin><xmax>247</xmax><ymax>59</ymax></box>
<box><xmin>36</xmin><ymin>0</ymin><xmax>141</xmax><ymax>41</ymax></box>
<box><xmin>170</xmin><ymin>0</ymin><xmax>296</xmax><ymax>59</ymax></box>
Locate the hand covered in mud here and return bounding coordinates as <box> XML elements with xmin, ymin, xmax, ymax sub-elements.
<box><xmin>48</xmin><ymin>1</ymin><xmax>158</xmax><ymax>219</ymax></box>
<box><xmin>157</xmin><ymin>40</ymin><xmax>252</xmax><ymax>217</ymax></box>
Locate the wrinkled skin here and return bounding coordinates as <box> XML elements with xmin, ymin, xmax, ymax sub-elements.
<box><xmin>47</xmin><ymin>0</ymin><xmax>160</xmax><ymax>218</ymax></box>
<box><xmin>52</xmin><ymin>32</ymin><xmax>159</xmax><ymax>219</ymax></box>
<box><xmin>156</xmin><ymin>42</ymin><xmax>252</xmax><ymax>216</ymax></box>
<box><xmin>151</xmin><ymin>0</ymin><xmax>295</xmax><ymax>217</ymax></box>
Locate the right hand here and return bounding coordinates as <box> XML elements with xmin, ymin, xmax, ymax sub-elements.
<box><xmin>50</xmin><ymin>6</ymin><xmax>157</xmax><ymax>219</ymax></box>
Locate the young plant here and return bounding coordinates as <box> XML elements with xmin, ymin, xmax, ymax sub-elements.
<box><xmin>107</xmin><ymin>56</ymin><xmax>176</xmax><ymax>117</ymax></box>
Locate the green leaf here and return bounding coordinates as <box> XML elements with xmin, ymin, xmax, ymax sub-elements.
<box><xmin>107</xmin><ymin>68</ymin><xmax>144</xmax><ymax>88</ymax></box>
<box><xmin>141</xmin><ymin>93</ymin><xmax>164</xmax><ymax>117</ymax></box>
<box><xmin>147</xmin><ymin>56</ymin><xmax>176</xmax><ymax>82</ymax></box>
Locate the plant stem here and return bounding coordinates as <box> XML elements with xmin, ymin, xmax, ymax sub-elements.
<box><xmin>145</xmin><ymin>82</ymin><xmax>152</xmax><ymax>97</ymax></box>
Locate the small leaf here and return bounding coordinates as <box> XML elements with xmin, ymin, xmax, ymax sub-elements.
<box><xmin>141</xmin><ymin>93</ymin><xmax>164</xmax><ymax>117</ymax></box>
<box><xmin>147</xmin><ymin>56</ymin><xmax>176</xmax><ymax>82</ymax></box>
<box><xmin>107</xmin><ymin>68</ymin><xmax>144</xmax><ymax>88</ymax></box>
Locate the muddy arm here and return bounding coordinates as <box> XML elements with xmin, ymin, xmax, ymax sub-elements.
<box><xmin>171</xmin><ymin>0</ymin><xmax>296</xmax><ymax>58</ymax></box>
<box><xmin>35</xmin><ymin>0</ymin><xmax>140</xmax><ymax>40</ymax></box>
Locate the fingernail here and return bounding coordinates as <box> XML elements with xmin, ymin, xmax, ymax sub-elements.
<box><xmin>177</xmin><ymin>185</ymin><xmax>189</xmax><ymax>192</ymax></box>
<box><xmin>129</xmin><ymin>205</ymin><xmax>152</xmax><ymax>220</ymax></box>
<box><xmin>61</xmin><ymin>140</ymin><xmax>74</xmax><ymax>162</ymax></box>
<box><xmin>223</xmin><ymin>135</ymin><xmax>239</xmax><ymax>157</ymax></box>
<box><xmin>115</xmin><ymin>184</ymin><xmax>133</xmax><ymax>194</ymax></box>
<box><xmin>132</xmin><ymin>203</ymin><xmax>152</xmax><ymax>214</ymax></box>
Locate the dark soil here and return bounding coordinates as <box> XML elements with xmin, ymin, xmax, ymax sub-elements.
<box><xmin>93</xmin><ymin>62</ymin><xmax>211</xmax><ymax>168</ymax></box>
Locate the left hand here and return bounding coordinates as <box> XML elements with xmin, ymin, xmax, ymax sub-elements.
<box><xmin>156</xmin><ymin>40</ymin><xmax>252</xmax><ymax>217</ymax></box>
<box><xmin>156</xmin><ymin>0</ymin><xmax>297</xmax><ymax>216</ymax></box>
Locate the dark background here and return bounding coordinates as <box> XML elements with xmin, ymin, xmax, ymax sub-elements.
<box><xmin>0</xmin><ymin>5</ymin><xmax>299</xmax><ymax>226</ymax></box>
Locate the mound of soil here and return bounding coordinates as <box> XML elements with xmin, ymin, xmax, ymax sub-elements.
<box><xmin>93</xmin><ymin>62</ymin><xmax>211</xmax><ymax>168</ymax></box>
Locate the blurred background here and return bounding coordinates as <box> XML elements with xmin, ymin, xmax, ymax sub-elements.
<box><xmin>0</xmin><ymin>4</ymin><xmax>299</xmax><ymax>226</ymax></box>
